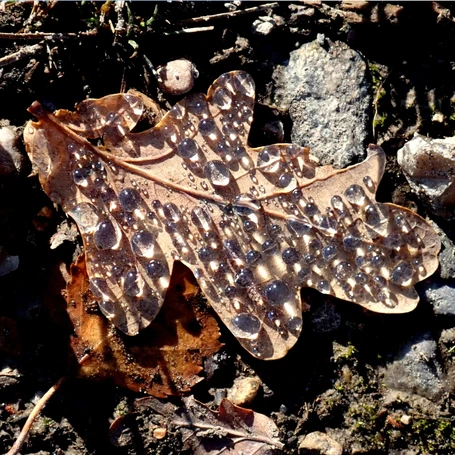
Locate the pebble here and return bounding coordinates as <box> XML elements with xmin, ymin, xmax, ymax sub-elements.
<box><xmin>157</xmin><ymin>59</ymin><xmax>196</xmax><ymax>95</ymax></box>
<box><xmin>0</xmin><ymin>125</ymin><xmax>26</xmax><ymax>177</ymax></box>
<box><xmin>383</xmin><ymin>332</ymin><xmax>444</xmax><ymax>401</ymax></box>
<box><xmin>226</xmin><ymin>376</ymin><xmax>262</xmax><ymax>406</ymax></box>
<box><xmin>298</xmin><ymin>431</ymin><xmax>343</xmax><ymax>455</ymax></box>
<box><xmin>397</xmin><ymin>133</ymin><xmax>455</xmax><ymax>218</ymax></box>
<box><xmin>421</xmin><ymin>280</ymin><xmax>455</xmax><ymax>316</ymax></box>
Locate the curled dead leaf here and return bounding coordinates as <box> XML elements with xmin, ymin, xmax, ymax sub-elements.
<box><xmin>67</xmin><ymin>256</ymin><xmax>222</xmax><ymax>398</ymax></box>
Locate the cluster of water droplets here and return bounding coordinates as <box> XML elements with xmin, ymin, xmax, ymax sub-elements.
<box><xmin>55</xmin><ymin>70</ymin><xmax>431</xmax><ymax>357</ymax></box>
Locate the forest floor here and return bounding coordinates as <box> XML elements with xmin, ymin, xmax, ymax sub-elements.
<box><xmin>1</xmin><ymin>2</ymin><xmax>455</xmax><ymax>454</ymax></box>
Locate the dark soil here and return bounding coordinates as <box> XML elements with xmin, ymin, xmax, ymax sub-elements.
<box><xmin>1</xmin><ymin>2</ymin><xmax>455</xmax><ymax>454</ymax></box>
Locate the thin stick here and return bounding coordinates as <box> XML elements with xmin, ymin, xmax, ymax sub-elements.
<box><xmin>0</xmin><ymin>30</ymin><xmax>97</xmax><ymax>40</ymax></box>
<box><xmin>6</xmin><ymin>351</ymin><xmax>93</xmax><ymax>455</ymax></box>
<box><xmin>163</xmin><ymin>26</ymin><xmax>214</xmax><ymax>35</ymax></box>
<box><xmin>5</xmin><ymin>376</ymin><xmax>67</xmax><ymax>455</ymax></box>
<box><xmin>0</xmin><ymin>43</ymin><xmax>43</xmax><ymax>68</ymax></box>
<box><xmin>175</xmin><ymin>2</ymin><xmax>279</xmax><ymax>25</ymax></box>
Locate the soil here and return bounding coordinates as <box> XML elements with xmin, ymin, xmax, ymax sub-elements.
<box><xmin>1</xmin><ymin>2</ymin><xmax>455</xmax><ymax>454</ymax></box>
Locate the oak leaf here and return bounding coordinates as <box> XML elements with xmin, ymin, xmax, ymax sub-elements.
<box><xmin>24</xmin><ymin>71</ymin><xmax>441</xmax><ymax>360</ymax></box>
<box><xmin>67</xmin><ymin>256</ymin><xmax>222</xmax><ymax>398</ymax></box>
<box><xmin>136</xmin><ymin>395</ymin><xmax>284</xmax><ymax>454</ymax></box>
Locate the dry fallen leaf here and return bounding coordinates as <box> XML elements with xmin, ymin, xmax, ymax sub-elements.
<box><xmin>24</xmin><ymin>71</ymin><xmax>441</xmax><ymax>360</ymax></box>
<box><xmin>136</xmin><ymin>395</ymin><xmax>284</xmax><ymax>454</ymax></box>
<box><xmin>67</xmin><ymin>256</ymin><xmax>222</xmax><ymax>398</ymax></box>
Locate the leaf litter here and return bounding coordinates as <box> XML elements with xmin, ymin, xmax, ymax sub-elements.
<box><xmin>67</xmin><ymin>256</ymin><xmax>222</xmax><ymax>398</ymax></box>
<box><xmin>136</xmin><ymin>395</ymin><xmax>284</xmax><ymax>454</ymax></box>
<box><xmin>24</xmin><ymin>70</ymin><xmax>441</xmax><ymax>361</ymax></box>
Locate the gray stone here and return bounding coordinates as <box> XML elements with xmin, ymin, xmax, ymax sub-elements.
<box><xmin>0</xmin><ymin>125</ymin><xmax>26</xmax><ymax>177</ymax></box>
<box><xmin>421</xmin><ymin>280</ymin><xmax>455</xmax><ymax>316</ymax></box>
<box><xmin>397</xmin><ymin>133</ymin><xmax>455</xmax><ymax>218</ymax></box>
<box><xmin>298</xmin><ymin>431</ymin><xmax>343</xmax><ymax>455</ymax></box>
<box><xmin>383</xmin><ymin>332</ymin><xmax>444</xmax><ymax>401</ymax></box>
<box><xmin>273</xmin><ymin>36</ymin><xmax>371</xmax><ymax>168</ymax></box>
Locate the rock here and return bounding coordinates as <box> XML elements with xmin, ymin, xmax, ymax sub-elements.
<box><xmin>298</xmin><ymin>431</ymin><xmax>343</xmax><ymax>455</ymax></box>
<box><xmin>421</xmin><ymin>280</ymin><xmax>455</xmax><ymax>316</ymax></box>
<box><xmin>0</xmin><ymin>125</ymin><xmax>26</xmax><ymax>177</ymax></box>
<box><xmin>226</xmin><ymin>376</ymin><xmax>262</xmax><ymax>406</ymax></box>
<box><xmin>273</xmin><ymin>36</ymin><xmax>371</xmax><ymax>168</ymax></box>
<box><xmin>251</xmin><ymin>16</ymin><xmax>276</xmax><ymax>35</ymax></box>
<box><xmin>157</xmin><ymin>59</ymin><xmax>196</xmax><ymax>95</ymax></box>
<box><xmin>397</xmin><ymin>133</ymin><xmax>455</xmax><ymax>218</ymax></box>
<box><xmin>383</xmin><ymin>332</ymin><xmax>444</xmax><ymax>401</ymax></box>
<box><xmin>0</xmin><ymin>247</ymin><xmax>19</xmax><ymax>277</ymax></box>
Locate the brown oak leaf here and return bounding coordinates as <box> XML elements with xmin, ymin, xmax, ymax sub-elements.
<box><xmin>24</xmin><ymin>71</ymin><xmax>441</xmax><ymax>360</ymax></box>
<box><xmin>136</xmin><ymin>395</ymin><xmax>284</xmax><ymax>454</ymax></box>
<box><xmin>67</xmin><ymin>256</ymin><xmax>222</xmax><ymax>398</ymax></box>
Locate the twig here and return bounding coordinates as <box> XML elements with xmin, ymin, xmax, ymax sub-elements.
<box><xmin>6</xmin><ymin>351</ymin><xmax>94</xmax><ymax>455</ymax></box>
<box><xmin>0</xmin><ymin>30</ymin><xmax>97</xmax><ymax>40</ymax></box>
<box><xmin>6</xmin><ymin>376</ymin><xmax>67</xmax><ymax>455</ymax></box>
<box><xmin>174</xmin><ymin>2</ymin><xmax>279</xmax><ymax>25</ymax></box>
<box><xmin>163</xmin><ymin>26</ymin><xmax>214</xmax><ymax>36</ymax></box>
<box><xmin>0</xmin><ymin>43</ymin><xmax>43</xmax><ymax>68</ymax></box>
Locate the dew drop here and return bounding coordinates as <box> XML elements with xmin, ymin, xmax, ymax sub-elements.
<box><xmin>232</xmin><ymin>72</ymin><xmax>255</xmax><ymax>97</ymax></box>
<box><xmin>224</xmin><ymin>239</ymin><xmax>243</xmax><ymax>259</ymax></box>
<box><xmin>344</xmin><ymin>184</ymin><xmax>366</xmax><ymax>206</ymax></box>
<box><xmin>331</xmin><ymin>195</ymin><xmax>348</xmax><ymax>215</ymax></box>
<box><xmin>286</xmin><ymin>218</ymin><xmax>312</xmax><ymax>237</ymax></box>
<box><xmin>334</xmin><ymin>261</ymin><xmax>353</xmax><ymax>280</ymax></box>
<box><xmin>343</xmin><ymin>235</ymin><xmax>362</xmax><ymax>250</ymax></box>
<box><xmin>231</xmin><ymin>313</ymin><xmax>261</xmax><ymax>339</ymax></box>
<box><xmin>355</xmin><ymin>272</ymin><xmax>368</xmax><ymax>284</ymax></box>
<box><xmin>257</xmin><ymin>146</ymin><xmax>281</xmax><ymax>173</ymax></box>
<box><xmin>72</xmin><ymin>168</ymin><xmax>90</xmax><ymax>187</ymax></box>
<box><xmin>265</xmin><ymin>280</ymin><xmax>292</xmax><ymax>305</ymax></box>
<box><xmin>383</xmin><ymin>233</ymin><xmax>402</xmax><ymax>249</ymax></box>
<box><xmin>118</xmin><ymin>188</ymin><xmax>142</xmax><ymax>212</ymax></box>
<box><xmin>168</xmin><ymin>104</ymin><xmax>186</xmax><ymax>120</ymax></box>
<box><xmin>298</xmin><ymin>268</ymin><xmax>311</xmax><ymax>281</ymax></box>
<box><xmin>317</xmin><ymin>279</ymin><xmax>330</xmax><ymax>294</ymax></box>
<box><xmin>199</xmin><ymin>118</ymin><xmax>216</xmax><ymax>136</ymax></box>
<box><xmin>198</xmin><ymin>247</ymin><xmax>218</xmax><ymax>263</ymax></box>
<box><xmin>246</xmin><ymin>249</ymin><xmax>262</xmax><ymax>265</ymax></box>
<box><xmin>370</xmin><ymin>253</ymin><xmax>384</xmax><ymax>267</ymax></box>
<box><xmin>243</xmin><ymin>219</ymin><xmax>257</xmax><ymax>232</ymax></box>
<box><xmin>204</xmin><ymin>160</ymin><xmax>231</xmax><ymax>187</ymax></box>
<box><xmin>363</xmin><ymin>175</ymin><xmax>375</xmax><ymax>192</ymax></box>
<box><xmin>286</xmin><ymin>144</ymin><xmax>301</xmax><ymax>158</ymax></box>
<box><xmin>304</xmin><ymin>202</ymin><xmax>318</xmax><ymax>217</ymax></box>
<box><xmin>276</xmin><ymin>173</ymin><xmax>294</xmax><ymax>188</ymax></box>
<box><xmin>282</xmin><ymin>247</ymin><xmax>300</xmax><ymax>265</ymax></box>
<box><xmin>94</xmin><ymin>219</ymin><xmax>121</xmax><ymax>250</ymax></box>
<box><xmin>90</xmin><ymin>278</ymin><xmax>110</xmax><ymax>300</ymax></box>
<box><xmin>163</xmin><ymin>202</ymin><xmax>181</xmax><ymax>222</ymax></box>
<box><xmin>235</xmin><ymin>268</ymin><xmax>254</xmax><ymax>287</ymax></box>
<box><xmin>262</xmin><ymin>239</ymin><xmax>279</xmax><ymax>256</ymax></box>
<box><xmin>131</xmin><ymin>230</ymin><xmax>155</xmax><ymax>258</ymax></box>
<box><xmin>146</xmin><ymin>260</ymin><xmax>167</xmax><ymax>279</ymax></box>
<box><xmin>67</xmin><ymin>202</ymin><xmax>99</xmax><ymax>233</ymax></box>
<box><xmin>123</xmin><ymin>268</ymin><xmax>142</xmax><ymax>297</ymax></box>
<box><xmin>322</xmin><ymin>245</ymin><xmax>338</xmax><ymax>261</ymax></box>
<box><xmin>365</xmin><ymin>204</ymin><xmax>381</xmax><ymax>226</ymax></box>
<box><xmin>390</xmin><ymin>262</ymin><xmax>414</xmax><ymax>285</ymax></box>
<box><xmin>213</xmin><ymin>87</ymin><xmax>233</xmax><ymax>110</ymax></box>
<box><xmin>287</xmin><ymin>316</ymin><xmax>303</xmax><ymax>332</ymax></box>
<box><xmin>191</xmin><ymin>207</ymin><xmax>212</xmax><ymax>231</ymax></box>
<box><xmin>177</xmin><ymin>138</ymin><xmax>199</xmax><ymax>159</ymax></box>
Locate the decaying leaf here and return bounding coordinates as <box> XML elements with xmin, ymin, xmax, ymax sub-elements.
<box><xmin>67</xmin><ymin>256</ymin><xmax>222</xmax><ymax>398</ymax></box>
<box><xmin>24</xmin><ymin>71</ymin><xmax>441</xmax><ymax>360</ymax></box>
<box><xmin>136</xmin><ymin>395</ymin><xmax>284</xmax><ymax>454</ymax></box>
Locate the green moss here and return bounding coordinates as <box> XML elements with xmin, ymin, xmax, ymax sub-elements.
<box><xmin>412</xmin><ymin>418</ymin><xmax>455</xmax><ymax>453</ymax></box>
